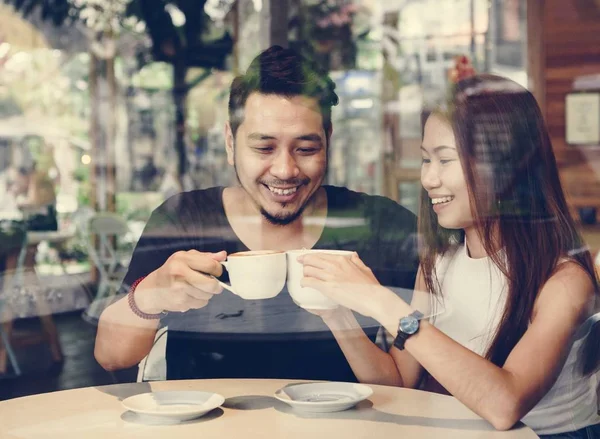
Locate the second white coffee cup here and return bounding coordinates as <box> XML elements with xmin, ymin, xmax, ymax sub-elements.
<box><xmin>218</xmin><ymin>250</ymin><xmax>287</xmax><ymax>300</ymax></box>
<box><xmin>286</xmin><ymin>249</ymin><xmax>354</xmax><ymax>310</ymax></box>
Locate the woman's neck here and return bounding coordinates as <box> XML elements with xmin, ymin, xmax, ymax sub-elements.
<box><xmin>464</xmin><ymin>224</ymin><xmax>503</xmax><ymax>259</ymax></box>
<box><xmin>463</xmin><ymin>226</ymin><xmax>488</xmax><ymax>259</ymax></box>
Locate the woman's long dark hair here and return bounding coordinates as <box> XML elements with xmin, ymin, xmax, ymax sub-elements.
<box><xmin>419</xmin><ymin>74</ymin><xmax>599</xmax><ymax>375</ymax></box>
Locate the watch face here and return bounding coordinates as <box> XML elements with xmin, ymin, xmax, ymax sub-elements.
<box><xmin>400</xmin><ymin>316</ymin><xmax>419</xmax><ymax>335</ymax></box>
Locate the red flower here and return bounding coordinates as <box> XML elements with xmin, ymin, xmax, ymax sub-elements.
<box><xmin>448</xmin><ymin>55</ymin><xmax>476</xmax><ymax>83</ymax></box>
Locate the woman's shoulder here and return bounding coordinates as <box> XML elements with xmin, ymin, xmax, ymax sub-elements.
<box><xmin>533</xmin><ymin>260</ymin><xmax>596</xmax><ymax>323</ymax></box>
<box><xmin>549</xmin><ymin>260</ymin><xmax>595</xmax><ymax>293</ymax></box>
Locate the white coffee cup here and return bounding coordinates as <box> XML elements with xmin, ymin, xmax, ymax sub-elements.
<box><xmin>217</xmin><ymin>250</ymin><xmax>287</xmax><ymax>300</ymax></box>
<box><xmin>286</xmin><ymin>249</ymin><xmax>354</xmax><ymax>310</ymax></box>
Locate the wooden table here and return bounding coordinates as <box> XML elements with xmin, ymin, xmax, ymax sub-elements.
<box><xmin>0</xmin><ymin>379</ymin><xmax>539</xmax><ymax>439</ymax></box>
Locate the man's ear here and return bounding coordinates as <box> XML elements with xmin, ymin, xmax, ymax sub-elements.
<box><xmin>225</xmin><ymin>122</ymin><xmax>235</xmax><ymax>166</ymax></box>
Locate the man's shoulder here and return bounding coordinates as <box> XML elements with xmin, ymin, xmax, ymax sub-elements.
<box><xmin>146</xmin><ymin>187</ymin><xmax>225</xmax><ymax>231</ymax></box>
<box><xmin>159</xmin><ymin>186</ymin><xmax>224</xmax><ymax>213</ymax></box>
<box><xmin>325</xmin><ymin>185</ymin><xmax>416</xmax><ymax>221</ymax></box>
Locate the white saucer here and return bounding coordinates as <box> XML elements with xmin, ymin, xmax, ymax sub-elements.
<box><xmin>122</xmin><ymin>391</ymin><xmax>225</xmax><ymax>421</ymax></box>
<box><xmin>274</xmin><ymin>382</ymin><xmax>373</xmax><ymax>413</ymax></box>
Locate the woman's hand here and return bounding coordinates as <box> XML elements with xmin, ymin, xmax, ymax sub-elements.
<box><xmin>299</xmin><ymin>252</ymin><xmax>390</xmax><ymax>318</ymax></box>
<box><xmin>303</xmin><ymin>306</ymin><xmax>344</xmax><ymax>320</ymax></box>
<box><xmin>303</xmin><ymin>305</ymin><xmax>356</xmax><ymax>327</ymax></box>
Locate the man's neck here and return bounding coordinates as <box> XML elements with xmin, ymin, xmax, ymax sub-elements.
<box><xmin>223</xmin><ymin>186</ymin><xmax>328</xmax><ymax>251</ymax></box>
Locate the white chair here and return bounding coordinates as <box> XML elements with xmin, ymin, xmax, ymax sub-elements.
<box><xmin>82</xmin><ymin>212</ymin><xmax>130</xmax><ymax>323</ymax></box>
<box><xmin>0</xmin><ymin>220</ymin><xmax>72</xmax><ymax>375</ymax></box>
<box><xmin>137</xmin><ymin>326</ymin><xmax>168</xmax><ymax>382</ymax></box>
<box><xmin>0</xmin><ymin>234</ymin><xmax>25</xmax><ymax>375</ymax></box>
<box><xmin>0</xmin><ymin>325</ymin><xmax>21</xmax><ymax>375</ymax></box>
<box><xmin>1</xmin><ymin>219</ymin><xmax>31</xmax><ymax>375</ymax></box>
<box><xmin>78</xmin><ymin>210</ymin><xmax>167</xmax><ymax>381</ymax></box>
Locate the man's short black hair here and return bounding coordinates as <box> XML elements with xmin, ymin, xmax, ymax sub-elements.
<box><xmin>228</xmin><ymin>45</ymin><xmax>339</xmax><ymax>138</ymax></box>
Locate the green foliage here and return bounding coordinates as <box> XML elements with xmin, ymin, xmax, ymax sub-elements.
<box><xmin>116</xmin><ymin>191</ymin><xmax>163</xmax><ymax>222</ymax></box>
<box><xmin>73</xmin><ymin>162</ymin><xmax>91</xmax><ymax>207</ymax></box>
<box><xmin>131</xmin><ymin>61</ymin><xmax>173</xmax><ymax>89</ymax></box>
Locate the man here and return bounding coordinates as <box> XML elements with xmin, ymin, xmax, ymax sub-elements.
<box><xmin>95</xmin><ymin>45</ymin><xmax>418</xmax><ymax>382</ymax></box>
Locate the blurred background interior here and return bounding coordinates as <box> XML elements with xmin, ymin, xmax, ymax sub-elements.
<box><xmin>0</xmin><ymin>0</ymin><xmax>599</xmax><ymax>399</ymax></box>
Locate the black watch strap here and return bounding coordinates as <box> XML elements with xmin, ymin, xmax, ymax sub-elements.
<box><xmin>393</xmin><ymin>331</ymin><xmax>410</xmax><ymax>351</ymax></box>
<box><xmin>392</xmin><ymin>310</ymin><xmax>424</xmax><ymax>351</ymax></box>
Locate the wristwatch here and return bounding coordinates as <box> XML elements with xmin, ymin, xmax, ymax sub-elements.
<box><xmin>393</xmin><ymin>310</ymin><xmax>424</xmax><ymax>350</ymax></box>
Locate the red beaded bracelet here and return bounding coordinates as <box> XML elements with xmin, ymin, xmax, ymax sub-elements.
<box><xmin>127</xmin><ymin>276</ymin><xmax>163</xmax><ymax>320</ymax></box>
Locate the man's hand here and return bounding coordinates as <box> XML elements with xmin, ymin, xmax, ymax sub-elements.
<box><xmin>133</xmin><ymin>250</ymin><xmax>227</xmax><ymax>314</ymax></box>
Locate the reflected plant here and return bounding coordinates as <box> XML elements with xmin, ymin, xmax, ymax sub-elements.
<box><xmin>292</xmin><ymin>0</ymin><xmax>361</xmax><ymax>72</ymax></box>
<box><xmin>68</xmin><ymin>0</ymin><xmax>146</xmax><ymax>59</ymax></box>
<box><xmin>70</xmin><ymin>0</ymin><xmax>131</xmax><ymax>33</ymax></box>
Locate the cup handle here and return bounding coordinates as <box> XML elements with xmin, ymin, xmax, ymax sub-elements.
<box><xmin>214</xmin><ymin>260</ymin><xmax>237</xmax><ymax>295</ymax></box>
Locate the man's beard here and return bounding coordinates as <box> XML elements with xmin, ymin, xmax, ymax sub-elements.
<box><xmin>233</xmin><ymin>163</ymin><xmax>318</xmax><ymax>226</ymax></box>
<box><xmin>259</xmin><ymin>204</ymin><xmax>307</xmax><ymax>226</ymax></box>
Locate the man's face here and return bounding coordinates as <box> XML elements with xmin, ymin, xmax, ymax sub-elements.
<box><xmin>226</xmin><ymin>93</ymin><xmax>329</xmax><ymax>225</ymax></box>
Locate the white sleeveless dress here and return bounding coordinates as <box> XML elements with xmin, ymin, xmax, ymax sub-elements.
<box><xmin>431</xmin><ymin>243</ymin><xmax>600</xmax><ymax>435</ymax></box>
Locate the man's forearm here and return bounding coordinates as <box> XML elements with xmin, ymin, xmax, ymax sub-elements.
<box><xmin>94</xmin><ymin>295</ymin><xmax>160</xmax><ymax>371</ymax></box>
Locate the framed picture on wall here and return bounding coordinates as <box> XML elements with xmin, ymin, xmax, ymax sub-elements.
<box><xmin>566</xmin><ymin>92</ymin><xmax>600</xmax><ymax>145</ymax></box>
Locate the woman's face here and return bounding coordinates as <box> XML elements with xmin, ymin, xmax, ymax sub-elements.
<box><xmin>421</xmin><ymin>114</ymin><xmax>474</xmax><ymax>230</ymax></box>
<box><xmin>7</xmin><ymin>168</ymin><xmax>30</xmax><ymax>196</ymax></box>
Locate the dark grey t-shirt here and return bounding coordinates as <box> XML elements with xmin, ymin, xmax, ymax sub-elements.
<box><xmin>121</xmin><ymin>186</ymin><xmax>418</xmax><ymax>381</ymax></box>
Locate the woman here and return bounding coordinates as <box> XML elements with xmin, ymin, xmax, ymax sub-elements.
<box><xmin>8</xmin><ymin>164</ymin><xmax>58</xmax><ymax>231</ymax></box>
<box><xmin>300</xmin><ymin>74</ymin><xmax>600</xmax><ymax>437</ymax></box>
<box><xmin>6</xmin><ymin>163</ymin><xmax>58</xmax><ymax>276</ymax></box>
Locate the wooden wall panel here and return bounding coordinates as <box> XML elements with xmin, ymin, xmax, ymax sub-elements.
<box><xmin>536</xmin><ymin>0</ymin><xmax>600</xmax><ymax>208</ymax></box>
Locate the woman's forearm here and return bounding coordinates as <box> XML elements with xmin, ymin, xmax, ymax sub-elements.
<box><xmin>371</xmin><ymin>291</ymin><xmax>525</xmax><ymax>430</ymax></box>
<box><xmin>323</xmin><ymin>308</ymin><xmax>404</xmax><ymax>387</ymax></box>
